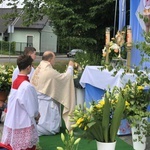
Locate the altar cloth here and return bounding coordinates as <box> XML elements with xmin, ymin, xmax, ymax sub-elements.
<box><xmin>80</xmin><ymin>66</ymin><xmax>137</xmax><ymax>91</ymax></box>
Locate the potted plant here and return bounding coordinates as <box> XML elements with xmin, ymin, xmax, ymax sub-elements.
<box><xmin>123</xmin><ymin>70</ymin><xmax>150</xmax><ymax>150</ymax></box>
<box><xmin>70</xmin><ymin>86</ymin><xmax>128</xmax><ymax>150</ymax></box>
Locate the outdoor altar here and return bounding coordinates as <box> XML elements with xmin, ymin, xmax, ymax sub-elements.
<box><xmin>79</xmin><ymin>25</ymin><xmax>150</xmax><ymax>138</ymax></box>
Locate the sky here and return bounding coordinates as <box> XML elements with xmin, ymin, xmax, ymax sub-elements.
<box><xmin>0</xmin><ymin>0</ymin><xmax>24</xmax><ymax>8</ymax></box>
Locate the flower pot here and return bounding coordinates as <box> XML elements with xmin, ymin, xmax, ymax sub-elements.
<box><xmin>0</xmin><ymin>91</ymin><xmax>8</xmax><ymax>107</ymax></box>
<box><xmin>96</xmin><ymin>141</ymin><xmax>116</xmax><ymax>150</ymax></box>
<box><xmin>75</xmin><ymin>88</ymin><xmax>85</xmax><ymax>108</ymax></box>
<box><xmin>0</xmin><ymin>91</ymin><xmax>8</xmax><ymax>102</ymax></box>
<box><xmin>131</xmin><ymin>118</ymin><xmax>147</xmax><ymax>150</ymax></box>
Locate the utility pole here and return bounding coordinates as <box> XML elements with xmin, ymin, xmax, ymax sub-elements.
<box><xmin>8</xmin><ymin>25</ymin><xmax>14</xmax><ymax>62</ymax></box>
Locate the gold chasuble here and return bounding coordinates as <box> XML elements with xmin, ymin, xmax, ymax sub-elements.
<box><xmin>31</xmin><ymin>61</ymin><xmax>76</xmax><ymax>130</ymax></box>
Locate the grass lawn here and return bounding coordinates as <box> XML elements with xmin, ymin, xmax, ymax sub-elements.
<box><xmin>39</xmin><ymin>128</ymin><xmax>134</xmax><ymax>150</ymax></box>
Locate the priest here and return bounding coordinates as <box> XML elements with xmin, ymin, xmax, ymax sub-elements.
<box><xmin>31</xmin><ymin>51</ymin><xmax>75</xmax><ymax>136</ymax></box>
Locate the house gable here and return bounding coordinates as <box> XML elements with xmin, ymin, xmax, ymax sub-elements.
<box><xmin>0</xmin><ymin>8</ymin><xmax>57</xmax><ymax>54</ymax></box>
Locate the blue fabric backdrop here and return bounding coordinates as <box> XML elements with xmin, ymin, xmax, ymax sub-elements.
<box><xmin>130</xmin><ymin>0</ymin><xmax>150</xmax><ymax>68</ymax></box>
<box><xmin>119</xmin><ymin>0</ymin><xmax>126</xmax><ymax>30</ymax></box>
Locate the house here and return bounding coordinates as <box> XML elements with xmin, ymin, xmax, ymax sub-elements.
<box><xmin>0</xmin><ymin>8</ymin><xmax>57</xmax><ymax>55</ymax></box>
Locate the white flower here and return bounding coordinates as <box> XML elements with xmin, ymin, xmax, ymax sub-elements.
<box><xmin>102</xmin><ymin>47</ymin><xmax>106</xmax><ymax>53</ymax></box>
<box><xmin>109</xmin><ymin>43</ymin><xmax>120</xmax><ymax>50</ymax></box>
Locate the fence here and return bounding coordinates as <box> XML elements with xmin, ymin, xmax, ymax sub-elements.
<box><xmin>0</xmin><ymin>41</ymin><xmax>32</xmax><ymax>55</ymax></box>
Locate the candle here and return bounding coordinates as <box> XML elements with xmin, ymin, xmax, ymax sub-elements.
<box><xmin>127</xmin><ymin>26</ymin><xmax>132</xmax><ymax>47</ymax></box>
<box><xmin>105</xmin><ymin>27</ymin><xmax>110</xmax><ymax>45</ymax></box>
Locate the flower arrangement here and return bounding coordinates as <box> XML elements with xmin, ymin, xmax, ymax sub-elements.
<box><xmin>101</xmin><ymin>30</ymin><xmax>127</xmax><ymax>66</ymax></box>
<box><xmin>124</xmin><ymin>81</ymin><xmax>150</xmax><ymax>126</ymax></box>
<box><xmin>102</xmin><ymin>41</ymin><xmax>121</xmax><ymax>61</ymax></box>
<box><xmin>0</xmin><ymin>65</ymin><xmax>14</xmax><ymax>92</ymax></box>
<box><xmin>119</xmin><ymin>68</ymin><xmax>150</xmax><ymax>145</ymax></box>
<box><xmin>122</xmin><ymin>68</ymin><xmax>150</xmax><ymax>125</ymax></box>
<box><xmin>122</xmin><ymin>68</ymin><xmax>150</xmax><ymax>123</ymax></box>
<box><xmin>70</xmin><ymin>87</ymin><xmax>128</xmax><ymax>143</ymax></box>
<box><xmin>73</xmin><ymin>62</ymin><xmax>84</xmax><ymax>89</ymax></box>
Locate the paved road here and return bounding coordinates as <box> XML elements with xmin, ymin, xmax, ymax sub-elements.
<box><xmin>0</xmin><ymin>54</ymin><xmax>72</xmax><ymax>63</ymax></box>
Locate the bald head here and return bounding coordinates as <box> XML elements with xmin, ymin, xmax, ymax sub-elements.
<box><xmin>42</xmin><ymin>51</ymin><xmax>55</xmax><ymax>66</ymax></box>
<box><xmin>42</xmin><ymin>51</ymin><xmax>55</xmax><ymax>60</ymax></box>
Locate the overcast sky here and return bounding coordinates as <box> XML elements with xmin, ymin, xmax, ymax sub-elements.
<box><xmin>0</xmin><ymin>0</ymin><xmax>24</xmax><ymax>8</ymax></box>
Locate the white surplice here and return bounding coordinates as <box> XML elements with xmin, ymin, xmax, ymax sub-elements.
<box><xmin>12</xmin><ymin>66</ymin><xmax>35</xmax><ymax>82</ymax></box>
<box><xmin>37</xmin><ymin>92</ymin><xmax>61</xmax><ymax>136</ymax></box>
<box><xmin>1</xmin><ymin>81</ymin><xmax>39</xmax><ymax>150</ymax></box>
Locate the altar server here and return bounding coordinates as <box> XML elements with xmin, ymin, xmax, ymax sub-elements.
<box><xmin>12</xmin><ymin>46</ymin><xmax>36</xmax><ymax>82</ymax></box>
<box><xmin>1</xmin><ymin>55</ymin><xmax>40</xmax><ymax>150</ymax></box>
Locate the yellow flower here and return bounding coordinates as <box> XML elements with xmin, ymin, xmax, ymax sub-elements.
<box><xmin>71</xmin><ymin>124</ymin><xmax>78</xmax><ymax>128</ymax></box>
<box><xmin>78</xmin><ymin>123</ymin><xmax>82</xmax><ymax>128</ymax></box>
<box><xmin>137</xmin><ymin>86</ymin><xmax>144</xmax><ymax>90</ymax></box>
<box><xmin>98</xmin><ymin>99</ymin><xmax>105</xmax><ymax>107</ymax></box>
<box><xmin>125</xmin><ymin>101</ymin><xmax>130</xmax><ymax>107</ymax></box>
<box><xmin>74</xmin><ymin>70</ymin><xmax>78</xmax><ymax>74</ymax></box>
<box><xmin>76</xmin><ymin>117</ymin><xmax>84</xmax><ymax>125</ymax></box>
<box><xmin>111</xmin><ymin>99</ymin><xmax>117</xmax><ymax>104</ymax></box>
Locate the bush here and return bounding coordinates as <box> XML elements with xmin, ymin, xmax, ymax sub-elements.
<box><xmin>74</xmin><ymin>50</ymin><xmax>101</xmax><ymax>68</ymax></box>
<box><xmin>0</xmin><ymin>41</ymin><xmax>16</xmax><ymax>54</ymax></box>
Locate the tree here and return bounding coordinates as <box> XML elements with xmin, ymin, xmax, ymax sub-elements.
<box><xmin>1</xmin><ymin>0</ymin><xmax>116</xmax><ymax>53</ymax></box>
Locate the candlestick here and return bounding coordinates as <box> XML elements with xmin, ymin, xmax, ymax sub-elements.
<box><xmin>105</xmin><ymin>27</ymin><xmax>110</xmax><ymax>64</ymax></box>
<box><xmin>126</xmin><ymin>25</ymin><xmax>132</xmax><ymax>70</ymax></box>
<box><xmin>127</xmin><ymin>26</ymin><xmax>132</xmax><ymax>47</ymax></box>
<box><xmin>105</xmin><ymin>27</ymin><xmax>110</xmax><ymax>45</ymax></box>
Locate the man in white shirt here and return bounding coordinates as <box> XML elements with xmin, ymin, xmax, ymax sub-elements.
<box><xmin>12</xmin><ymin>47</ymin><xmax>36</xmax><ymax>82</ymax></box>
<box><xmin>31</xmin><ymin>51</ymin><xmax>75</xmax><ymax>136</ymax></box>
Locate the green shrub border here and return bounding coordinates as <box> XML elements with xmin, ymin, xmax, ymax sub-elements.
<box><xmin>0</xmin><ymin>41</ymin><xmax>16</xmax><ymax>54</ymax></box>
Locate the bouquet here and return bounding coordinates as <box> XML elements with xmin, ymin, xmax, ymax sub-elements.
<box><xmin>70</xmin><ymin>87</ymin><xmax>128</xmax><ymax>143</ymax></box>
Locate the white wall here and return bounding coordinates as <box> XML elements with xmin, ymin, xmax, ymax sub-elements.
<box><xmin>11</xmin><ymin>29</ymin><xmax>40</xmax><ymax>53</ymax></box>
<box><xmin>40</xmin><ymin>23</ymin><xmax>57</xmax><ymax>53</ymax></box>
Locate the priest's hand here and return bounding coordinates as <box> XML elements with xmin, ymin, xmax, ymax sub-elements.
<box><xmin>68</xmin><ymin>60</ymin><xmax>74</xmax><ymax>67</ymax></box>
<box><xmin>35</xmin><ymin>112</ymin><xmax>40</xmax><ymax>124</ymax></box>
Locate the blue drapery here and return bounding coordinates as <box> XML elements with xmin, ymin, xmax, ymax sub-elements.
<box><xmin>118</xmin><ymin>0</ymin><xmax>126</xmax><ymax>30</ymax></box>
<box><xmin>130</xmin><ymin>0</ymin><xmax>150</xmax><ymax>68</ymax></box>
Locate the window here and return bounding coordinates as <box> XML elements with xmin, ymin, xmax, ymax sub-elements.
<box><xmin>27</xmin><ymin>36</ymin><xmax>33</xmax><ymax>47</ymax></box>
